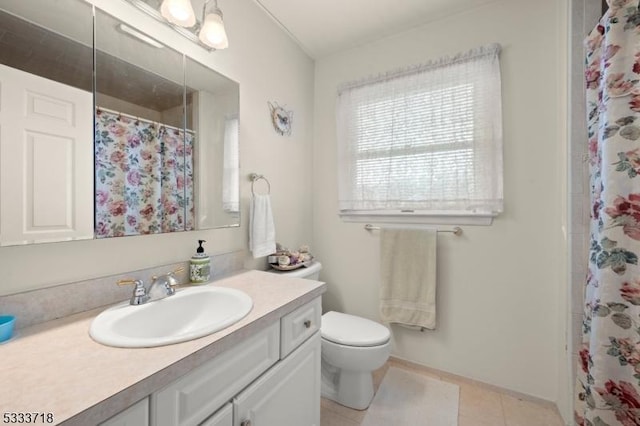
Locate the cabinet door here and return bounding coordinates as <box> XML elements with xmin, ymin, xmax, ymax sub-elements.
<box><xmin>234</xmin><ymin>332</ymin><xmax>320</xmax><ymax>426</ymax></box>
<box><xmin>99</xmin><ymin>398</ymin><xmax>149</xmax><ymax>426</ymax></box>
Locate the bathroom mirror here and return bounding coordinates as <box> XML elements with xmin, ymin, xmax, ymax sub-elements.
<box><xmin>0</xmin><ymin>0</ymin><xmax>240</xmax><ymax>246</ymax></box>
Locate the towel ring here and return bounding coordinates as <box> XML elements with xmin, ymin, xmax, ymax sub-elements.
<box><xmin>250</xmin><ymin>173</ymin><xmax>271</xmax><ymax>195</ymax></box>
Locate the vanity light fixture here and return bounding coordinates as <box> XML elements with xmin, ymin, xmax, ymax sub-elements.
<box><xmin>117</xmin><ymin>24</ymin><xmax>165</xmax><ymax>48</ymax></box>
<box><xmin>126</xmin><ymin>0</ymin><xmax>229</xmax><ymax>51</ymax></box>
<box><xmin>198</xmin><ymin>0</ymin><xmax>228</xmax><ymax>49</ymax></box>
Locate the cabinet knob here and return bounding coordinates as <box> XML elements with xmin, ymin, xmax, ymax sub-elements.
<box><xmin>241</xmin><ymin>420</ymin><xmax>252</xmax><ymax>426</ymax></box>
<box><xmin>304</xmin><ymin>320</ymin><xmax>311</xmax><ymax>328</ymax></box>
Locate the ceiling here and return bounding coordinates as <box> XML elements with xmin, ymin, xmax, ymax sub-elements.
<box><xmin>253</xmin><ymin>0</ymin><xmax>499</xmax><ymax>59</ymax></box>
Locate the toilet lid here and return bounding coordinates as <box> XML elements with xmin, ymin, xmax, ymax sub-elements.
<box><xmin>321</xmin><ymin>311</ymin><xmax>390</xmax><ymax>347</ymax></box>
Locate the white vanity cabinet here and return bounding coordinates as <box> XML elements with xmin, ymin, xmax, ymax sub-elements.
<box><xmin>150</xmin><ymin>297</ymin><xmax>322</xmax><ymax>426</ymax></box>
<box><xmin>99</xmin><ymin>397</ymin><xmax>149</xmax><ymax>426</ymax></box>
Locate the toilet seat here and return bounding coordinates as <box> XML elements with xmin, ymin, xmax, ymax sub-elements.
<box><xmin>321</xmin><ymin>311</ymin><xmax>390</xmax><ymax>347</ymax></box>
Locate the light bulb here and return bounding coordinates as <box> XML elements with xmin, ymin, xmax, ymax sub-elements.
<box><xmin>160</xmin><ymin>0</ymin><xmax>196</xmax><ymax>27</ymax></box>
<box><xmin>168</xmin><ymin>4</ymin><xmax>189</xmax><ymax>20</ymax></box>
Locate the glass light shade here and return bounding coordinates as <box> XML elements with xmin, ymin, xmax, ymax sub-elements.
<box><xmin>198</xmin><ymin>12</ymin><xmax>228</xmax><ymax>49</ymax></box>
<box><xmin>160</xmin><ymin>0</ymin><xmax>196</xmax><ymax>27</ymax></box>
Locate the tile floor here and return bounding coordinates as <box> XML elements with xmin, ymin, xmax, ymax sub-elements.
<box><xmin>320</xmin><ymin>358</ymin><xmax>566</xmax><ymax>426</ymax></box>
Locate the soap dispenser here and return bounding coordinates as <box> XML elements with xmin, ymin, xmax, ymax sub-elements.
<box><xmin>190</xmin><ymin>240</ymin><xmax>211</xmax><ymax>284</ymax></box>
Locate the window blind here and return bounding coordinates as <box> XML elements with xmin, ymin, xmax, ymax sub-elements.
<box><xmin>336</xmin><ymin>44</ymin><xmax>503</xmax><ymax>219</ymax></box>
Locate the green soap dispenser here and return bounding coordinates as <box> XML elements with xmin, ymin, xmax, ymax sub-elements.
<box><xmin>190</xmin><ymin>240</ymin><xmax>211</xmax><ymax>284</ymax></box>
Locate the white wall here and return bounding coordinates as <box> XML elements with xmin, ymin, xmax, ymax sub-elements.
<box><xmin>0</xmin><ymin>0</ymin><xmax>315</xmax><ymax>296</ymax></box>
<box><xmin>313</xmin><ymin>0</ymin><xmax>569</xmax><ymax>402</ymax></box>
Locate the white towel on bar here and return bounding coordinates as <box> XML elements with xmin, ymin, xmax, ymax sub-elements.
<box><xmin>249</xmin><ymin>194</ymin><xmax>276</xmax><ymax>258</ymax></box>
<box><xmin>379</xmin><ymin>229</ymin><xmax>437</xmax><ymax>330</ymax></box>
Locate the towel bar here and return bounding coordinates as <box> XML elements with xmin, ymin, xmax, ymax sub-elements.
<box><xmin>364</xmin><ymin>224</ymin><xmax>462</xmax><ymax>236</ymax></box>
<box><xmin>250</xmin><ymin>173</ymin><xmax>271</xmax><ymax>195</ymax></box>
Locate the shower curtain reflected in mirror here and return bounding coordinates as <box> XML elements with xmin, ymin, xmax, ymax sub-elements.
<box><xmin>575</xmin><ymin>1</ymin><xmax>640</xmax><ymax>424</ymax></box>
<box><xmin>94</xmin><ymin>108</ymin><xmax>194</xmax><ymax>238</ymax></box>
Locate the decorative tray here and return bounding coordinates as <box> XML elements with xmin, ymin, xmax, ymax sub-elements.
<box><xmin>269</xmin><ymin>260</ymin><xmax>313</xmax><ymax>271</ymax></box>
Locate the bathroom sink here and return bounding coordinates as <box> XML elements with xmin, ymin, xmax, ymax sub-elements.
<box><xmin>89</xmin><ymin>286</ymin><xmax>253</xmax><ymax>348</ymax></box>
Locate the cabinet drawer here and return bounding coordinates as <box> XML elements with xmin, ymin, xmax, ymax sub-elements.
<box><xmin>280</xmin><ymin>297</ymin><xmax>321</xmax><ymax>358</ymax></box>
<box><xmin>152</xmin><ymin>322</ymin><xmax>280</xmax><ymax>426</ymax></box>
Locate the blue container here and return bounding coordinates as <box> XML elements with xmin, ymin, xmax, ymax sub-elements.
<box><xmin>0</xmin><ymin>315</ymin><xmax>15</xmax><ymax>343</ymax></box>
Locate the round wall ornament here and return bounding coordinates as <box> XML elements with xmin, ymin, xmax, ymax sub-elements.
<box><xmin>268</xmin><ymin>101</ymin><xmax>293</xmax><ymax>136</ymax></box>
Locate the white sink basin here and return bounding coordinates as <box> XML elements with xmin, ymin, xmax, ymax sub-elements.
<box><xmin>90</xmin><ymin>286</ymin><xmax>253</xmax><ymax>348</ymax></box>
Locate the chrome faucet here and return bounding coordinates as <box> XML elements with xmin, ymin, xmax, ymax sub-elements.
<box><xmin>117</xmin><ymin>267</ymin><xmax>184</xmax><ymax>305</ymax></box>
<box><xmin>147</xmin><ymin>270</ymin><xmax>179</xmax><ymax>301</ymax></box>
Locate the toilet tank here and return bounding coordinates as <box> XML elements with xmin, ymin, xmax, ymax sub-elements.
<box><xmin>270</xmin><ymin>261</ymin><xmax>322</xmax><ymax>280</ymax></box>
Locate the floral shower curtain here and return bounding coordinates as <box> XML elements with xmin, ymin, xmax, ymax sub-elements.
<box><xmin>575</xmin><ymin>1</ymin><xmax>640</xmax><ymax>425</ymax></box>
<box><xmin>95</xmin><ymin>109</ymin><xmax>194</xmax><ymax>238</ymax></box>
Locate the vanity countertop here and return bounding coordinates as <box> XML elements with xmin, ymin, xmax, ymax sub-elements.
<box><xmin>0</xmin><ymin>270</ymin><xmax>326</xmax><ymax>425</ymax></box>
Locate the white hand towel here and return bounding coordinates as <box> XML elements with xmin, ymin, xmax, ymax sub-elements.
<box><xmin>249</xmin><ymin>194</ymin><xmax>276</xmax><ymax>258</ymax></box>
<box><xmin>379</xmin><ymin>229</ymin><xmax>437</xmax><ymax>330</ymax></box>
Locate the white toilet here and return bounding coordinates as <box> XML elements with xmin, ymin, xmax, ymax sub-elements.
<box><xmin>273</xmin><ymin>261</ymin><xmax>391</xmax><ymax>410</ymax></box>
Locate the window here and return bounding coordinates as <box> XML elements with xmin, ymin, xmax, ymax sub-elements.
<box><xmin>336</xmin><ymin>44</ymin><xmax>503</xmax><ymax>224</ymax></box>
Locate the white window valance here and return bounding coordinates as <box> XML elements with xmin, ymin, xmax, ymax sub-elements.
<box><xmin>336</xmin><ymin>43</ymin><xmax>503</xmax><ymax>223</ymax></box>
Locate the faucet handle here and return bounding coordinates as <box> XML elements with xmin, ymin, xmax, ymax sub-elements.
<box><xmin>168</xmin><ymin>266</ymin><xmax>184</xmax><ymax>285</ymax></box>
<box><xmin>117</xmin><ymin>279</ymin><xmax>149</xmax><ymax>305</ymax></box>
<box><xmin>170</xmin><ymin>266</ymin><xmax>185</xmax><ymax>276</ymax></box>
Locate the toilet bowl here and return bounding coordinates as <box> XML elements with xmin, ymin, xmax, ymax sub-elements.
<box><xmin>269</xmin><ymin>261</ymin><xmax>391</xmax><ymax>410</ymax></box>
<box><xmin>320</xmin><ymin>311</ymin><xmax>390</xmax><ymax>410</ymax></box>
